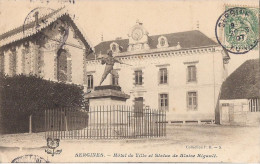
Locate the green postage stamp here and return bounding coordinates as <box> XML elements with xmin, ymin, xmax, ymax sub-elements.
<box><xmin>215</xmin><ymin>7</ymin><xmax>259</xmax><ymax>54</ymax></box>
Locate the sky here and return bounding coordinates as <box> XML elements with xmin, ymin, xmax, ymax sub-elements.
<box><xmin>0</xmin><ymin>0</ymin><xmax>259</xmax><ymax>74</ymax></box>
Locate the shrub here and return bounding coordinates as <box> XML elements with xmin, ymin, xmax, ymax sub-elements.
<box><xmin>0</xmin><ymin>74</ymin><xmax>85</xmax><ymax>134</ymax></box>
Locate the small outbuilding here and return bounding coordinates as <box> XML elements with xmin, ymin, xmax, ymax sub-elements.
<box><xmin>219</xmin><ymin>59</ymin><xmax>260</xmax><ymax>126</ymax></box>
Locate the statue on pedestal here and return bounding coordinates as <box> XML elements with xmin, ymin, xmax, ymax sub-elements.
<box><xmin>99</xmin><ymin>50</ymin><xmax>131</xmax><ymax>85</ymax></box>
<box><xmin>86</xmin><ymin>50</ymin><xmax>131</xmax><ymax>107</ymax></box>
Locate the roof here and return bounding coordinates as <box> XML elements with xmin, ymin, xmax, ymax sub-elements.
<box><xmin>88</xmin><ymin>30</ymin><xmax>218</xmax><ymax>60</ymax></box>
<box><xmin>0</xmin><ymin>7</ymin><xmax>93</xmax><ymax>51</ymax></box>
<box><xmin>220</xmin><ymin>59</ymin><xmax>260</xmax><ymax>99</ymax></box>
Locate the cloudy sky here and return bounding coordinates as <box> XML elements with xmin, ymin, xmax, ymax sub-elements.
<box><xmin>0</xmin><ymin>0</ymin><xmax>259</xmax><ymax>74</ymax></box>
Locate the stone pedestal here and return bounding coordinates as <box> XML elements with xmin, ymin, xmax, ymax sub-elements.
<box><xmin>85</xmin><ymin>85</ymin><xmax>130</xmax><ymax>107</ymax></box>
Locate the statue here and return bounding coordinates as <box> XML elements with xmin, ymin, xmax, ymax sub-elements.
<box><xmin>99</xmin><ymin>50</ymin><xmax>131</xmax><ymax>86</ymax></box>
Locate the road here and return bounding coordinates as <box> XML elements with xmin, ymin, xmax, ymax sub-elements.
<box><xmin>0</xmin><ymin>124</ymin><xmax>259</xmax><ymax>163</ymax></box>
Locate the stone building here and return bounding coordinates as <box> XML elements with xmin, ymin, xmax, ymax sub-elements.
<box><xmin>0</xmin><ymin>7</ymin><xmax>93</xmax><ymax>89</ymax></box>
<box><xmin>86</xmin><ymin>21</ymin><xmax>230</xmax><ymax>123</ymax></box>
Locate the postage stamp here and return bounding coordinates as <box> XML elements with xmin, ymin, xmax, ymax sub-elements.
<box><xmin>215</xmin><ymin>7</ymin><xmax>259</xmax><ymax>54</ymax></box>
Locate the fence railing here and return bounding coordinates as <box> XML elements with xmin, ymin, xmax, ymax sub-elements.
<box><xmin>45</xmin><ymin>106</ymin><xmax>166</xmax><ymax>139</ymax></box>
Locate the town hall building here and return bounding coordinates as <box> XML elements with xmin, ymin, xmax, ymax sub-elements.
<box><xmin>86</xmin><ymin>21</ymin><xmax>230</xmax><ymax>123</ymax></box>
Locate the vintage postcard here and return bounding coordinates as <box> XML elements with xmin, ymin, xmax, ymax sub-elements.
<box><xmin>0</xmin><ymin>0</ymin><xmax>259</xmax><ymax>163</ymax></box>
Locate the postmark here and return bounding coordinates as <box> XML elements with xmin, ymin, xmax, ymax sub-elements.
<box><xmin>215</xmin><ymin>7</ymin><xmax>259</xmax><ymax>54</ymax></box>
<box><xmin>11</xmin><ymin>154</ymin><xmax>48</xmax><ymax>163</ymax></box>
<box><xmin>23</xmin><ymin>7</ymin><xmax>69</xmax><ymax>52</ymax></box>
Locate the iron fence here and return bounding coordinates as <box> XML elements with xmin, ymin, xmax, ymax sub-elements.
<box><xmin>45</xmin><ymin>106</ymin><xmax>166</xmax><ymax>139</ymax></box>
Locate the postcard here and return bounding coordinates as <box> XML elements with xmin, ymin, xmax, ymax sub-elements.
<box><xmin>0</xmin><ymin>0</ymin><xmax>259</xmax><ymax>163</ymax></box>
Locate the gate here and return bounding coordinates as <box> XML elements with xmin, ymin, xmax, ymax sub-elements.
<box><xmin>45</xmin><ymin>106</ymin><xmax>167</xmax><ymax>139</ymax></box>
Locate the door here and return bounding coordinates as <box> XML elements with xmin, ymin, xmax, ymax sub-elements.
<box><xmin>134</xmin><ymin>97</ymin><xmax>143</xmax><ymax>117</ymax></box>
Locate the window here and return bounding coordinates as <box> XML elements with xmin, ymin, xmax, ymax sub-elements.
<box><xmin>157</xmin><ymin>36</ymin><xmax>169</xmax><ymax>48</ymax></box>
<box><xmin>159</xmin><ymin>68</ymin><xmax>167</xmax><ymax>84</ymax></box>
<box><xmin>87</xmin><ymin>75</ymin><xmax>93</xmax><ymax>89</ymax></box>
<box><xmin>135</xmin><ymin>70</ymin><xmax>143</xmax><ymax>85</ymax></box>
<box><xmin>249</xmin><ymin>99</ymin><xmax>260</xmax><ymax>112</ymax></box>
<box><xmin>159</xmin><ymin>94</ymin><xmax>168</xmax><ymax>110</ymax></box>
<box><xmin>187</xmin><ymin>92</ymin><xmax>197</xmax><ymax>110</ymax></box>
<box><xmin>187</xmin><ymin>65</ymin><xmax>197</xmax><ymax>82</ymax></box>
<box><xmin>112</xmin><ymin>44</ymin><xmax>117</xmax><ymax>52</ymax></box>
<box><xmin>160</xmin><ymin>38</ymin><xmax>165</xmax><ymax>46</ymax></box>
<box><xmin>57</xmin><ymin>50</ymin><xmax>67</xmax><ymax>82</ymax></box>
<box><xmin>134</xmin><ymin>97</ymin><xmax>144</xmax><ymax>117</ymax></box>
<box><xmin>112</xmin><ymin>74</ymin><xmax>118</xmax><ymax>85</ymax></box>
<box><xmin>110</xmin><ymin>42</ymin><xmax>119</xmax><ymax>52</ymax></box>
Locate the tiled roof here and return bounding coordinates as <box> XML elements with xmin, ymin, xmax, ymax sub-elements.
<box><xmin>0</xmin><ymin>7</ymin><xmax>93</xmax><ymax>51</ymax></box>
<box><xmin>220</xmin><ymin>59</ymin><xmax>260</xmax><ymax>99</ymax></box>
<box><xmin>89</xmin><ymin>30</ymin><xmax>218</xmax><ymax>59</ymax></box>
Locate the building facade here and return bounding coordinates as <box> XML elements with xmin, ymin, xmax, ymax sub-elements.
<box><xmin>0</xmin><ymin>7</ymin><xmax>92</xmax><ymax>89</ymax></box>
<box><xmin>86</xmin><ymin>22</ymin><xmax>230</xmax><ymax>123</ymax></box>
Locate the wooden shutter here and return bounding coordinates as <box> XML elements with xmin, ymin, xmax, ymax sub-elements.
<box><xmin>194</xmin><ymin>66</ymin><xmax>197</xmax><ymax>81</ymax></box>
<box><xmin>141</xmin><ymin>70</ymin><xmax>144</xmax><ymax>85</ymax></box>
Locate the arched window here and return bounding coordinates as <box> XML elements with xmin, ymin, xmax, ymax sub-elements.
<box><xmin>160</xmin><ymin>38</ymin><xmax>166</xmax><ymax>47</ymax></box>
<box><xmin>112</xmin><ymin>44</ymin><xmax>117</xmax><ymax>52</ymax></box>
<box><xmin>57</xmin><ymin>49</ymin><xmax>68</xmax><ymax>82</ymax></box>
<box><xmin>110</xmin><ymin>42</ymin><xmax>120</xmax><ymax>53</ymax></box>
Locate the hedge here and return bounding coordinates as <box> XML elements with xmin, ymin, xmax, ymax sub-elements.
<box><xmin>0</xmin><ymin>74</ymin><xmax>85</xmax><ymax>134</ymax></box>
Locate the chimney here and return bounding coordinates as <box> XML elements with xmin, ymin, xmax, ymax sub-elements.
<box><xmin>101</xmin><ymin>33</ymin><xmax>103</xmax><ymax>42</ymax></box>
<box><xmin>196</xmin><ymin>20</ymin><xmax>200</xmax><ymax>30</ymax></box>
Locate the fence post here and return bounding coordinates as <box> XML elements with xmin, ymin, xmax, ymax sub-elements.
<box><xmin>45</xmin><ymin>110</ymin><xmax>46</xmax><ymax>139</ymax></box>
<box><xmin>65</xmin><ymin>109</ymin><xmax>68</xmax><ymax>132</ymax></box>
<box><xmin>29</xmin><ymin>114</ymin><xmax>32</xmax><ymax>134</ymax></box>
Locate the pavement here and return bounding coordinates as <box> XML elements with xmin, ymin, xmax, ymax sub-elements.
<box><xmin>0</xmin><ymin>124</ymin><xmax>259</xmax><ymax>163</ymax></box>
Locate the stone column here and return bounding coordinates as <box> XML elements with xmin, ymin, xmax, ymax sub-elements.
<box><xmin>9</xmin><ymin>48</ymin><xmax>17</xmax><ymax>76</ymax></box>
<box><xmin>43</xmin><ymin>50</ymin><xmax>56</xmax><ymax>81</ymax></box>
<box><xmin>38</xmin><ymin>48</ymin><xmax>45</xmax><ymax>78</ymax></box>
<box><xmin>23</xmin><ymin>44</ymin><xmax>31</xmax><ymax>75</ymax></box>
<box><xmin>67</xmin><ymin>56</ymin><xmax>72</xmax><ymax>82</ymax></box>
<box><xmin>0</xmin><ymin>52</ymin><xmax>4</xmax><ymax>73</ymax></box>
<box><xmin>16</xmin><ymin>47</ymin><xmax>23</xmax><ymax>75</ymax></box>
<box><xmin>53</xmin><ymin>52</ymin><xmax>58</xmax><ymax>81</ymax></box>
<box><xmin>30</xmin><ymin>43</ymin><xmax>39</xmax><ymax>76</ymax></box>
<box><xmin>4</xmin><ymin>50</ymin><xmax>10</xmax><ymax>75</ymax></box>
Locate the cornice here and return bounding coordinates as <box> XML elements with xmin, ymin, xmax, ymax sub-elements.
<box><xmin>86</xmin><ymin>45</ymin><xmax>221</xmax><ymax>65</ymax></box>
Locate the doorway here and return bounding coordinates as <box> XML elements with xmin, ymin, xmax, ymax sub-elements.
<box><xmin>134</xmin><ymin>97</ymin><xmax>143</xmax><ymax>117</ymax></box>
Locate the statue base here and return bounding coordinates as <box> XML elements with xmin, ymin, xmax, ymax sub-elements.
<box><xmin>85</xmin><ymin>85</ymin><xmax>130</xmax><ymax>107</ymax></box>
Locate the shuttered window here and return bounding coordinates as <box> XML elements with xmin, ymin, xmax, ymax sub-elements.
<box><xmin>159</xmin><ymin>94</ymin><xmax>168</xmax><ymax>111</ymax></box>
<box><xmin>135</xmin><ymin>70</ymin><xmax>143</xmax><ymax>85</ymax></box>
<box><xmin>159</xmin><ymin>68</ymin><xmax>168</xmax><ymax>84</ymax></box>
<box><xmin>187</xmin><ymin>65</ymin><xmax>197</xmax><ymax>82</ymax></box>
<box><xmin>187</xmin><ymin>91</ymin><xmax>197</xmax><ymax>110</ymax></box>
<box><xmin>87</xmin><ymin>75</ymin><xmax>94</xmax><ymax>89</ymax></box>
